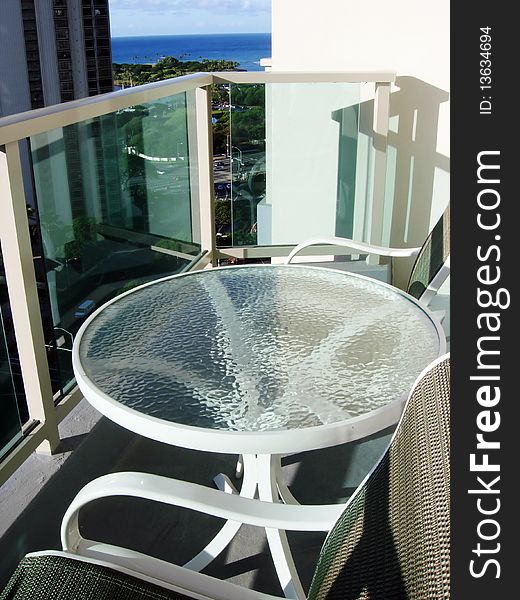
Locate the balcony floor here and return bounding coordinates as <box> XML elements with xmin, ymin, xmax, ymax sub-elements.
<box><xmin>0</xmin><ymin>399</ymin><xmax>392</xmax><ymax>596</ymax></box>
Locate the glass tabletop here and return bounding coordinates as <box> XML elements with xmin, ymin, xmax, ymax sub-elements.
<box><xmin>77</xmin><ymin>265</ymin><xmax>442</xmax><ymax>433</ymax></box>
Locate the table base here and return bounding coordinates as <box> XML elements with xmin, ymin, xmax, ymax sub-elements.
<box><xmin>183</xmin><ymin>454</ymin><xmax>305</xmax><ymax>600</ymax></box>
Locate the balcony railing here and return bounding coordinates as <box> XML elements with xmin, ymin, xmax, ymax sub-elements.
<box><xmin>0</xmin><ymin>70</ymin><xmax>394</xmax><ymax>484</ymax></box>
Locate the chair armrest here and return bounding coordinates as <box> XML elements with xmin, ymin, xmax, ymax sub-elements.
<box><xmin>61</xmin><ymin>471</ymin><xmax>344</xmax><ymax>552</ymax></box>
<box><xmin>285</xmin><ymin>236</ymin><xmax>421</xmax><ymax>264</ymax></box>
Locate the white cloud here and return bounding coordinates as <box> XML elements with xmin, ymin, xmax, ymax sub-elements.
<box><xmin>108</xmin><ymin>0</ymin><xmax>271</xmax><ymax>36</ymax></box>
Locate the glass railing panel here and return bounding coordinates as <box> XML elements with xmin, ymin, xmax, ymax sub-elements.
<box><xmin>211</xmin><ymin>83</ymin><xmax>233</xmax><ymax>245</ymax></box>
<box><xmin>29</xmin><ymin>92</ymin><xmax>200</xmax><ymax>395</ymax></box>
<box><xmin>219</xmin><ymin>82</ymin><xmax>370</xmax><ymax>248</ymax></box>
<box><xmin>229</xmin><ymin>83</ymin><xmax>266</xmax><ymax>246</ymax></box>
<box><xmin>0</xmin><ymin>299</ymin><xmax>23</xmax><ymax>459</ymax></box>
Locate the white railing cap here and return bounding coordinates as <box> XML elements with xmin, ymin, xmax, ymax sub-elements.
<box><xmin>0</xmin><ymin>71</ymin><xmax>395</xmax><ymax>145</ymax></box>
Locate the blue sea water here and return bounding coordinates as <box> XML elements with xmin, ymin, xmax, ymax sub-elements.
<box><xmin>111</xmin><ymin>33</ymin><xmax>271</xmax><ymax>72</ymax></box>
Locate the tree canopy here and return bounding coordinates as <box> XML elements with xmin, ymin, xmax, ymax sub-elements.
<box><xmin>113</xmin><ymin>56</ymin><xmax>239</xmax><ymax>87</ymax></box>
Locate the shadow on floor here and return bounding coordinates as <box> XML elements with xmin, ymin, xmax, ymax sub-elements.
<box><xmin>0</xmin><ymin>416</ymin><xmax>393</xmax><ymax>595</ymax></box>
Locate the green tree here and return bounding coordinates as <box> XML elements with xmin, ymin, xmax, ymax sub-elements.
<box><xmin>215</xmin><ymin>201</ymin><xmax>231</xmax><ymax>231</ymax></box>
<box><xmin>113</xmin><ymin>56</ymin><xmax>238</xmax><ymax>88</ymax></box>
<box><xmin>72</xmin><ymin>216</ymin><xmax>97</xmax><ymax>243</ymax></box>
<box><xmin>232</xmin><ymin>107</ymin><xmax>265</xmax><ymax>146</ymax></box>
<box><xmin>212</xmin><ymin>110</ymin><xmax>230</xmax><ymax>155</ymax></box>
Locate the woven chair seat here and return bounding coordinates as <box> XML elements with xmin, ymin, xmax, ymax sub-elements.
<box><xmin>0</xmin><ymin>554</ymin><xmax>191</xmax><ymax>600</ymax></box>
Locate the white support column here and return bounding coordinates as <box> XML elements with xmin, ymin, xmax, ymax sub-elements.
<box><xmin>194</xmin><ymin>86</ymin><xmax>216</xmax><ymax>265</ymax></box>
<box><xmin>368</xmin><ymin>81</ymin><xmax>391</xmax><ymax>249</ymax></box>
<box><xmin>0</xmin><ymin>142</ymin><xmax>59</xmax><ymax>453</ymax></box>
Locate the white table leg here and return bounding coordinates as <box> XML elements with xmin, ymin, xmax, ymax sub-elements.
<box><xmin>183</xmin><ymin>454</ymin><xmax>258</xmax><ymax>572</ymax></box>
<box><xmin>256</xmin><ymin>454</ymin><xmax>306</xmax><ymax>600</ymax></box>
<box><xmin>272</xmin><ymin>456</ymin><xmax>300</xmax><ymax>505</ymax></box>
<box><xmin>185</xmin><ymin>453</ymin><xmax>304</xmax><ymax>599</ymax></box>
<box><xmin>213</xmin><ymin>473</ymin><xmax>238</xmax><ymax>495</ymax></box>
<box><xmin>235</xmin><ymin>454</ymin><xmax>244</xmax><ymax>479</ymax></box>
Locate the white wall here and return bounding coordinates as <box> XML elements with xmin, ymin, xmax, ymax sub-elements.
<box><xmin>270</xmin><ymin>0</ymin><xmax>450</xmax><ymax>288</ymax></box>
<box><xmin>259</xmin><ymin>82</ymin><xmax>363</xmax><ymax>245</ymax></box>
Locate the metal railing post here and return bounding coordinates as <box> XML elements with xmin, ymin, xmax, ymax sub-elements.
<box><xmin>195</xmin><ymin>85</ymin><xmax>217</xmax><ymax>264</ymax></box>
<box><xmin>0</xmin><ymin>142</ymin><xmax>59</xmax><ymax>454</ymax></box>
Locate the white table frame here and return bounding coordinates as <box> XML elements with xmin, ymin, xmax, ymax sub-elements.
<box><xmin>72</xmin><ymin>264</ymin><xmax>446</xmax><ymax>599</ymax></box>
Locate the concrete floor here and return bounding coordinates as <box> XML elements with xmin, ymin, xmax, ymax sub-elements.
<box><xmin>0</xmin><ymin>398</ymin><xmax>393</xmax><ymax>596</ymax></box>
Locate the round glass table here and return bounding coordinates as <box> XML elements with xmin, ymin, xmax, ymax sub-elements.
<box><xmin>72</xmin><ymin>264</ymin><xmax>445</xmax><ymax>597</ymax></box>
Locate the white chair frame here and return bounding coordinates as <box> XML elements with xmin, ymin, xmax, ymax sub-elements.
<box><xmin>58</xmin><ymin>473</ymin><xmax>344</xmax><ymax>600</ymax></box>
<box><xmin>285</xmin><ymin>235</ymin><xmax>450</xmax><ymax>309</ymax></box>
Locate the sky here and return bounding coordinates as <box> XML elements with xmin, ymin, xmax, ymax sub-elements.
<box><xmin>108</xmin><ymin>0</ymin><xmax>271</xmax><ymax>37</ymax></box>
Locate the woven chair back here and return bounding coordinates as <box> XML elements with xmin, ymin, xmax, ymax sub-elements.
<box><xmin>308</xmin><ymin>356</ymin><xmax>450</xmax><ymax>600</ymax></box>
<box><xmin>407</xmin><ymin>204</ymin><xmax>450</xmax><ymax>300</ymax></box>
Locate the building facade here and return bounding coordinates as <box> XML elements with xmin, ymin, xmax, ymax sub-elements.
<box><xmin>0</xmin><ymin>0</ymin><xmax>113</xmax><ymax>115</ymax></box>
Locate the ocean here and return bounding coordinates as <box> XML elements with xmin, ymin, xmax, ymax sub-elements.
<box><xmin>111</xmin><ymin>33</ymin><xmax>271</xmax><ymax>72</ymax></box>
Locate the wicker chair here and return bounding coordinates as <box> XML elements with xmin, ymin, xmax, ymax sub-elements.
<box><xmin>286</xmin><ymin>203</ymin><xmax>451</xmax><ymax>308</ymax></box>
<box><xmin>0</xmin><ymin>354</ymin><xmax>450</xmax><ymax>600</ymax></box>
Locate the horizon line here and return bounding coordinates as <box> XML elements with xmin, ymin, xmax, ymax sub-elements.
<box><xmin>111</xmin><ymin>32</ymin><xmax>271</xmax><ymax>39</ymax></box>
